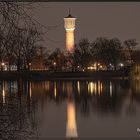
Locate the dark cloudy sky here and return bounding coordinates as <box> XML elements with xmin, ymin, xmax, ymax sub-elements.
<box><xmin>30</xmin><ymin>2</ymin><xmax>140</xmax><ymax>51</ymax></box>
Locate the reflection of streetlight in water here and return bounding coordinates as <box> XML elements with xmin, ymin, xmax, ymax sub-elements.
<box><xmin>54</xmin><ymin>82</ymin><xmax>57</xmax><ymax>98</ymax></box>
<box><xmin>29</xmin><ymin>82</ymin><xmax>32</xmax><ymax>98</ymax></box>
<box><xmin>88</xmin><ymin>81</ymin><xmax>103</xmax><ymax>95</ymax></box>
<box><xmin>66</xmin><ymin>82</ymin><xmax>78</xmax><ymax>138</ymax></box>
<box><xmin>2</xmin><ymin>82</ymin><xmax>6</xmax><ymax>104</ymax></box>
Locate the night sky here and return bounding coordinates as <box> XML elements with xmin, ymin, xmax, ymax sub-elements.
<box><xmin>30</xmin><ymin>2</ymin><xmax>140</xmax><ymax>51</ymax></box>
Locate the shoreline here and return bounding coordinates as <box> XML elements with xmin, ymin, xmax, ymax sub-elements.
<box><xmin>0</xmin><ymin>70</ymin><xmax>130</xmax><ymax>81</ymax></box>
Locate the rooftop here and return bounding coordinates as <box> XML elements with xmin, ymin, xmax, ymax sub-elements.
<box><xmin>64</xmin><ymin>9</ymin><xmax>76</xmax><ymax>18</ymax></box>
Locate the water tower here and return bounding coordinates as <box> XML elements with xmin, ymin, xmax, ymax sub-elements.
<box><xmin>64</xmin><ymin>9</ymin><xmax>77</xmax><ymax>53</ymax></box>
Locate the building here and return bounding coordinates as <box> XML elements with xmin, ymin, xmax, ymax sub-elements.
<box><xmin>64</xmin><ymin>10</ymin><xmax>77</xmax><ymax>53</ymax></box>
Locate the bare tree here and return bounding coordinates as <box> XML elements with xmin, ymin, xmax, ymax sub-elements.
<box><xmin>124</xmin><ymin>39</ymin><xmax>138</xmax><ymax>65</ymax></box>
<box><xmin>0</xmin><ymin>2</ymin><xmax>43</xmax><ymax>71</ymax></box>
<box><xmin>22</xmin><ymin>26</ymin><xmax>42</xmax><ymax>70</ymax></box>
<box><xmin>72</xmin><ymin>38</ymin><xmax>92</xmax><ymax>70</ymax></box>
<box><xmin>91</xmin><ymin>37</ymin><xmax>122</xmax><ymax>70</ymax></box>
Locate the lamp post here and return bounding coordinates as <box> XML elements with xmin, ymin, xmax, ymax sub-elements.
<box><xmin>53</xmin><ymin>62</ymin><xmax>56</xmax><ymax>72</ymax></box>
<box><xmin>29</xmin><ymin>62</ymin><xmax>31</xmax><ymax>70</ymax></box>
<box><xmin>1</xmin><ymin>62</ymin><xmax>5</xmax><ymax>71</ymax></box>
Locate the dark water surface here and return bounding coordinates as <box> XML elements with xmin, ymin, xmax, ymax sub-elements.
<box><xmin>0</xmin><ymin>79</ymin><xmax>140</xmax><ymax>140</ymax></box>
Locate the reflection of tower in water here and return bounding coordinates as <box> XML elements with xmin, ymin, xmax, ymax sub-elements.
<box><xmin>66</xmin><ymin>82</ymin><xmax>78</xmax><ymax>138</ymax></box>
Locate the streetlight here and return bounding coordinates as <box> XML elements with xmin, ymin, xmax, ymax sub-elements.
<box><xmin>1</xmin><ymin>62</ymin><xmax>5</xmax><ymax>71</ymax></box>
<box><xmin>53</xmin><ymin>62</ymin><xmax>56</xmax><ymax>66</ymax></box>
<box><xmin>120</xmin><ymin>63</ymin><xmax>124</xmax><ymax>70</ymax></box>
<box><xmin>29</xmin><ymin>63</ymin><xmax>31</xmax><ymax>70</ymax></box>
<box><xmin>120</xmin><ymin>63</ymin><xmax>124</xmax><ymax>67</ymax></box>
<box><xmin>53</xmin><ymin>62</ymin><xmax>56</xmax><ymax>72</ymax></box>
<box><xmin>1</xmin><ymin>62</ymin><xmax>5</xmax><ymax>66</ymax></box>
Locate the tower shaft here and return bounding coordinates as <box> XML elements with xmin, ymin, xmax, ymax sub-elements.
<box><xmin>66</xmin><ymin>29</ymin><xmax>75</xmax><ymax>52</ymax></box>
<box><xmin>64</xmin><ymin>11</ymin><xmax>76</xmax><ymax>53</ymax></box>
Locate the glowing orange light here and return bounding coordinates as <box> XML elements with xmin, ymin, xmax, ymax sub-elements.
<box><xmin>66</xmin><ymin>30</ymin><xmax>74</xmax><ymax>52</ymax></box>
<box><xmin>29</xmin><ymin>82</ymin><xmax>32</xmax><ymax>98</ymax></box>
<box><xmin>54</xmin><ymin>82</ymin><xmax>57</xmax><ymax>98</ymax></box>
<box><xmin>2</xmin><ymin>83</ymin><xmax>5</xmax><ymax>104</ymax></box>
<box><xmin>66</xmin><ymin>100</ymin><xmax>78</xmax><ymax>138</ymax></box>
<box><xmin>77</xmin><ymin>81</ymin><xmax>80</xmax><ymax>94</ymax></box>
<box><xmin>2</xmin><ymin>89</ymin><xmax>5</xmax><ymax>104</ymax></box>
<box><xmin>64</xmin><ymin>13</ymin><xmax>76</xmax><ymax>53</ymax></box>
<box><xmin>88</xmin><ymin>81</ymin><xmax>103</xmax><ymax>95</ymax></box>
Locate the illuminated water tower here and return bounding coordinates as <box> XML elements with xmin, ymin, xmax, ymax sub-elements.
<box><xmin>64</xmin><ymin>9</ymin><xmax>77</xmax><ymax>53</ymax></box>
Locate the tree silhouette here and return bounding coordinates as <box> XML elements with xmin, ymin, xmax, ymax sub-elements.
<box><xmin>73</xmin><ymin>38</ymin><xmax>92</xmax><ymax>70</ymax></box>
<box><xmin>124</xmin><ymin>39</ymin><xmax>138</xmax><ymax>65</ymax></box>
<box><xmin>0</xmin><ymin>2</ymin><xmax>43</xmax><ymax>71</ymax></box>
<box><xmin>91</xmin><ymin>37</ymin><xmax>123</xmax><ymax>70</ymax></box>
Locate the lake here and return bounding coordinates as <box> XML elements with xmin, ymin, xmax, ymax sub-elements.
<box><xmin>0</xmin><ymin>79</ymin><xmax>140</xmax><ymax>140</ymax></box>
